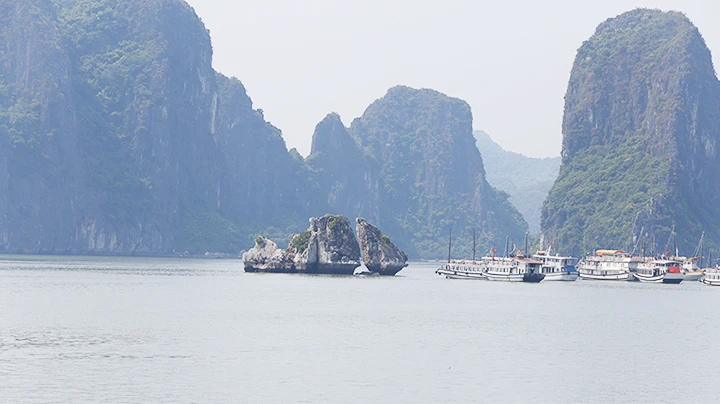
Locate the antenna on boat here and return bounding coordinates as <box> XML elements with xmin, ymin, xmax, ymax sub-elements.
<box><xmin>472</xmin><ymin>228</ymin><xmax>476</xmax><ymax>261</ymax></box>
<box><xmin>447</xmin><ymin>228</ymin><xmax>453</xmax><ymax>263</ymax></box>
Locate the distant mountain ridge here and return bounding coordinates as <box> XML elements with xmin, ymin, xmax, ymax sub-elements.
<box><xmin>474</xmin><ymin>131</ymin><xmax>560</xmax><ymax>234</ymax></box>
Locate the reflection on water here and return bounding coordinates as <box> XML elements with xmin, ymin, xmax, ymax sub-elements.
<box><xmin>0</xmin><ymin>256</ymin><xmax>717</xmax><ymax>403</ymax></box>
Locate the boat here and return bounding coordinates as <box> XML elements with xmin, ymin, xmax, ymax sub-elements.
<box><xmin>435</xmin><ymin>228</ymin><xmax>487</xmax><ymax>280</ymax></box>
<box><xmin>532</xmin><ymin>246</ymin><xmax>578</xmax><ymax>281</ymax></box>
<box><xmin>680</xmin><ymin>257</ymin><xmax>705</xmax><ymax>281</ymax></box>
<box><xmin>681</xmin><ymin>233</ymin><xmax>707</xmax><ymax>281</ymax></box>
<box><xmin>577</xmin><ymin>250</ymin><xmax>640</xmax><ymax>281</ymax></box>
<box><xmin>484</xmin><ymin>256</ymin><xmax>544</xmax><ymax>282</ymax></box>
<box><xmin>436</xmin><ymin>260</ymin><xmax>488</xmax><ymax>280</ymax></box>
<box><xmin>702</xmin><ymin>268</ymin><xmax>720</xmax><ymax>286</ymax></box>
<box><xmin>633</xmin><ymin>259</ymin><xmax>684</xmax><ymax>284</ymax></box>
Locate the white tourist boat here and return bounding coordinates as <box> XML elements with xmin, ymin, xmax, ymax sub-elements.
<box><xmin>484</xmin><ymin>255</ymin><xmax>545</xmax><ymax>282</ymax></box>
<box><xmin>701</xmin><ymin>268</ymin><xmax>720</xmax><ymax>286</ymax></box>
<box><xmin>532</xmin><ymin>247</ymin><xmax>578</xmax><ymax>281</ymax></box>
<box><xmin>577</xmin><ymin>250</ymin><xmax>640</xmax><ymax>281</ymax></box>
<box><xmin>680</xmin><ymin>257</ymin><xmax>705</xmax><ymax>281</ymax></box>
<box><xmin>436</xmin><ymin>260</ymin><xmax>487</xmax><ymax>280</ymax></box>
<box><xmin>633</xmin><ymin>259</ymin><xmax>684</xmax><ymax>284</ymax></box>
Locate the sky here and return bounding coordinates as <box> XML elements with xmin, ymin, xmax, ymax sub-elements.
<box><xmin>186</xmin><ymin>0</ymin><xmax>720</xmax><ymax>158</ymax></box>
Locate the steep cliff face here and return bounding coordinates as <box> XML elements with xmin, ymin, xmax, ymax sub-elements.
<box><xmin>0</xmin><ymin>1</ymin><xmax>82</xmax><ymax>252</ymax></box>
<box><xmin>306</xmin><ymin>113</ymin><xmax>379</xmax><ymax>223</ymax></box>
<box><xmin>349</xmin><ymin>86</ymin><xmax>527</xmax><ymax>258</ymax></box>
<box><xmin>212</xmin><ymin>74</ymin><xmax>322</xmax><ymax>251</ymax></box>
<box><xmin>542</xmin><ymin>9</ymin><xmax>720</xmax><ymax>256</ymax></box>
<box><xmin>0</xmin><ymin>0</ymin><xmax>315</xmax><ymax>254</ymax></box>
<box><xmin>474</xmin><ymin>130</ymin><xmax>560</xmax><ymax>234</ymax></box>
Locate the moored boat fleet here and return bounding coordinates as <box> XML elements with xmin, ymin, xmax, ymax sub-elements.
<box><xmin>437</xmin><ymin>242</ymin><xmax>718</xmax><ymax>285</ymax></box>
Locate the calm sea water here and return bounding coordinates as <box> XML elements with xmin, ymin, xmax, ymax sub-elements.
<box><xmin>0</xmin><ymin>255</ymin><xmax>718</xmax><ymax>403</ymax></box>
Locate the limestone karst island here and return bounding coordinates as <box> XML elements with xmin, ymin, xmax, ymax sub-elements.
<box><xmin>2</xmin><ymin>3</ymin><xmax>720</xmax><ymax>283</ymax></box>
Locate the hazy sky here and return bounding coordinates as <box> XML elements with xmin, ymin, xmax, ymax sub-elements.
<box><xmin>186</xmin><ymin>0</ymin><xmax>720</xmax><ymax>158</ymax></box>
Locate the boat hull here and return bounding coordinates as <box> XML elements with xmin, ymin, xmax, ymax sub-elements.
<box><xmin>523</xmin><ymin>273</ymin><xmax>545</xmax><ymax>283</ymax></box>
<box><xmin>663</xmin><ymin>273</ymin><xmax>684</xmax><ymax>284</ymax></box>
<box><xmin>702</xmin><ymin>277</ymin><xmax>720</xmax><ymax>286</ymax></box>
<box><xmin>436</xmin><ymin>268</ymin><xmax>487</xmax><ymax>280</ymax></box>
<box><xmin>683</xmin><ymin>272</ymin><xmax>704</xmax><ymax>281</ymax></box>
<box><xmin>485</xmin><ymin>272</ymin><xmax>526</xmax><ymax>282</ymax></box>
<box><xmin>542</xmin><ymin>272</ymin><xmax>579</xmax><ymax>281</ymax></box>
<box><xmin>578</xmin><ymin>272</ymin><xmax>630</xmax><ymax>281</ymax></box>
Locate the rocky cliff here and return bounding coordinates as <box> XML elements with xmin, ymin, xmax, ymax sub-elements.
<box><xmin>0</xmin><ymin>0</ymin><xmax>315</xmax><ymax>254</ymax></box>
<box><xmin>356</xmin><ymin>218</ymin><xmax>408</xmax><ymax>276</ymax></box>
<box><xmin>348</xmin><ymin>86</ymin><xmax>527</xmax><ymax>259</ymax></box>
<box><xmin>474</xmin><ymin>130</ymin><xmax>560</xmax><ymax>234</ymax></box>
<box><xmin>306</xmin><ymin>113</ymin><xmax>379</xmax><ymax>223</ymax></box>
<box><xmin>541</xmin><ymin>9</ymin><xmax>720</xmax><ymax>256</ymax></box>
<box><xmin>244</xmin><ymin>215</ymin><xmax>361</xmax><ymax>275</ymax></box>
<box><xmin>292</xmin><ymin>215</ymin><xmax>361</xmax><ymax>274</ymax></box>
<box><xmin>242</xmin><ymin>236</ymin><xmax>293</xmax><ymax>273</ymax></box>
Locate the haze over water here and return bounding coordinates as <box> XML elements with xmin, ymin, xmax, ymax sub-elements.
<box><xmin>1</xmin><ymin>256</ymin><xmax>717</xmax><ymax>403</ymax></box>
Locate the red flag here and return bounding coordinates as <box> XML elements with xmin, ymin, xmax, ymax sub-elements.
<box><xmin>665</xmin><ymin>250</ymin><xmax>670</xmax><ymax>255</ymax></box>
<box><xmin>492</xmin><ymin>248</ymin><xmax>497</xmax><ymax>253</ymax></box>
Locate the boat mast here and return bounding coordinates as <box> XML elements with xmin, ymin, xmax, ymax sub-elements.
<box><xmin>650</xmin><ymin>235</ymin><xmax>655</xmax><ymax>257</ymax></box>
<box><xmin>472</xmin><ymin>228</ymin><xmax>476</xmax><ymax>261</ymax></box>
<box><xmin>631</xmin><ymin>226</ymin><xmax>645</xmax><ymax>256</ymax></box>
<box><xmin>524</xmin><ymin>232</ymin><xmax>529</xmax><ymax>258</ymax></box>
<box><xmin>663</xmin><ymin>225</ymin><xmax>675</xmax><ymax>257</ymax></box>
<box><xmin>710</xmin><ymin>249</ymin><xmax>713</xmax><ymax>269</ymax></box>
<box><xmin>692</xmin><ymin>232</ymin><xmax>704</xmax><ymax>259</ymax></box>
<box><xmin>504</xmin><ymin>235</ymin><xmax>509</xmax><ymax>258</ymax></box>
<box><xmin>447</xmin><ymin>228</ymin><xmax>452</xmax><ymax>263</ymax></box>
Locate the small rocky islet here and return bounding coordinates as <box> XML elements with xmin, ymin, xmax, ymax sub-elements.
<box><xmin>243</xmin><ymin>215</ymin><xmax>408</xmax><ymax>275</ymax></box>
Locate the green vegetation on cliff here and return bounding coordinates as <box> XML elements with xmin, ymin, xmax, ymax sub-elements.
<box><xmin>0</xmin><ymin>0</ymin><xmax>317</xmax><ymax>254</ymax></box>
<box><xmin>542</xmin><ymin>9</ymin><xmax>720</xmax><ymax>256</ymax></box>
<box><xmin>349</xmin><ymin>86</ymin><xmax>528</xmax><ymax>259</ymax></box>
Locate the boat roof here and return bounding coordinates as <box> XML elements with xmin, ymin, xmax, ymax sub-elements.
<box><xmin>532</xmin><ymin>253</ymin><xmax>574</xmax><ymax>260</ymax></box>
<box><xmin>595</xmin><ymin>249</ymin><xmax>625</xmax><ymax>255</ymax></box>
<box><xmin>517</xmin><ymin>258</ymin><xmax>542</xmax><ymax>264</ymax></box>
<box><xmin>652</xmin><ymin>259</ymin><xmax>681</xmax><ymax>264</ymax></box>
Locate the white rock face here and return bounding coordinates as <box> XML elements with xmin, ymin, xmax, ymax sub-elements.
<box><xmin>304</xmin><ymin>215</ymin><xmax>361</xmax><ymax>267</ymax></box>
<box><xmin>356</xmin><ymin>217</ymin><xmax>408</xmax><ymax>276</ymax></box>
<box><xmin>242</xmin><ymin>237</ymin><xmax>292</xmax><ymax>272</ymax></box>
<box><xmin>243</xmin><ymin>215</ymin><xmax>362</xmax><ymax>274</ymax></box>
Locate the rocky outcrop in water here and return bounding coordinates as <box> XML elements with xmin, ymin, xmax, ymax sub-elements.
<box><xmin>242</xmin><ymin>237</ymin><xmax>293</xmax><ymax>273</ymax></box>
<box><xmin>244</xmin><ymin>215</ymin><xmax>361</xmax><ymax>274</ymax></box>
<box><xmin>356</xmin><ymin>218</ymin><xmax>408</xmax><ymax>276</ymax></box>
<box><xmin>291</xmin><ymin>215</ymin><xmax>362</xmax><ymax>274</ymax></box>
